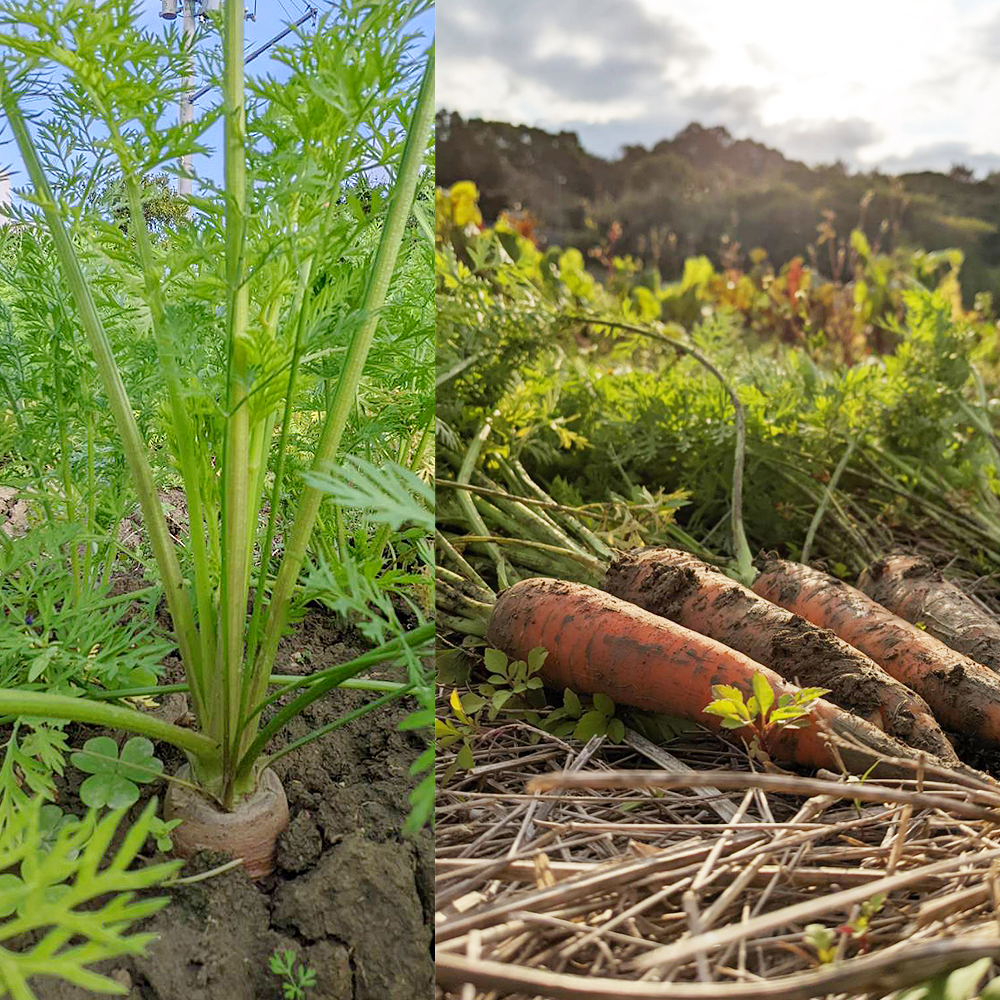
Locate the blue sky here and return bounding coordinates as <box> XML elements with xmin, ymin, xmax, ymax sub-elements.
<box><xmin>437</xmin><ymin>0</ymin><xmax>1000</xmax><ymax>176</ymax></box>
<box><xmin>1</xmin><ymin>1</ymin><xmax>434</xmax><ymax>195</ymax></box>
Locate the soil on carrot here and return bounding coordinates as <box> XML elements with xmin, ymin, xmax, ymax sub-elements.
<box><xmin>28</xmin><ymin>606</ymin><xmax>433</xmax><ymax>1000</ymax></box>
<box><xmin>602</xmin><ymin>552</ymin><xmax>961</xmax><ymax>760</ymax></box>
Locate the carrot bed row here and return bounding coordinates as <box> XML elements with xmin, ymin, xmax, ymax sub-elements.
<box><xmin>484</xmin><ymin>546</ymin><xmax>1000</xmax><ymax>781</ymax></box>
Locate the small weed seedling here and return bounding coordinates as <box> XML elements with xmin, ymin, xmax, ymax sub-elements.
<box><xmin>803</xmin><ymin>892</ymin><xmax>886</xmax><ymax>963</ymax></box>
<box><xmin>803</xmin><ymin>923</ymin><xmax>837</xmax><ymax>964</ymax></box>
<box><xmin>703</xmin><ymin>672</ymin><xmax>829</xmax><ymax>759</ymax></box>
<box><xmin>70</xmin><ymin>736</ymin><xmax>164</xmax><ymax>810</ymax></box>
<box><xmin>479</xmin><ymin>646</ymin><xmax>547</xmax><ymax>718</ymax></box>
<box><xmin>435</xmin><ymin>690</ymin><xmax>481</xmax><ymax>783</ymax></box>
<box><xmin>544</xmin><ymin>687</ymin><xmax>625</xmax><ymax>744</ymax></box>
<box><xmin>269</xmin><ymin>947</ymin><xmax>316</xmax><ymax>1000</ymax></box>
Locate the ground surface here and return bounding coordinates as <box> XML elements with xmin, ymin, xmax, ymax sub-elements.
<box><xmin>27</xmin><ymin>607</ymin><xmax>434</xmax><ymax>1000</ymax></box>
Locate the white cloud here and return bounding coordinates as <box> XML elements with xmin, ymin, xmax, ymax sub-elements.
<box><xmin>436</xmin><ymin>0</ymin><xmax>1000</xmax><ymax>173</ymax></box>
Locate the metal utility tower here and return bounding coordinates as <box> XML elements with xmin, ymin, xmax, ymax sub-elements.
<box><xmin>161</xmin><ymin>0</ymin><xmax>218</xmax><ymax>196</ymax></box>
<box><xmin>179</xmin><ymin>0</ymin><xmax>195</xmax><ymax>196</ymax></box>
<box><xmin>160</xmin><ymin>1</ymin><xmax>318</xmax><ymax>194</ymax></box>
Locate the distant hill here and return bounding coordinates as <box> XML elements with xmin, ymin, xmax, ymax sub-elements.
<box><xmin>436</xmin><ymin>111</ymin><xmax>1000</xmax><ymax>302</ymax></box>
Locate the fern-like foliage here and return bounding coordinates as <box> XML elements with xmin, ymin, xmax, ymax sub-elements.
<box><xmin>0</xmin><ymin>797</ymin><xmax>179</xmax><ymax>999</ymax></box>
<box><xmin>305</xmin><ymin>457</ymin><xmax>433</xmax><ymax>532</ymax></box>
<box><xmin>304</xmin><ymin>456</ymin><xmax>434</xmax><ymax>835</ymax></box>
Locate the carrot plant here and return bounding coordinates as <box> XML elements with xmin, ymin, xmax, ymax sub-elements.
<box><xmin>0</xmin><ymin>797</ymin><xmax>178</xmax><ymax>996</ymax></box>
<box><xmin>0</xmin><ymin>0</ymin><xmax>434</xmax><ymax>827</ymax></box>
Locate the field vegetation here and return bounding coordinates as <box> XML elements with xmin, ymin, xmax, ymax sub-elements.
<box><xmin>0</xmin><ymin>1</ymin><xmax>434</xmax><ymax>996</ymax></box>
<box><xmin>435</xmin><ymin>177</ymin><xmax>1000</xmax><ymax>999</ymax></box>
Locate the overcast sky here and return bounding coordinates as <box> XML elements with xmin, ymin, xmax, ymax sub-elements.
<box><xmin>437</xmin><ymin>0</ymin><xmax>1000</xmax><ymax>175</ymax></box>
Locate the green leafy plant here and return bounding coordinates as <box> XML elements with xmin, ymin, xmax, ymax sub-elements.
<box><xmin>703</xmin><ymin>672</ymin><xmax>829</xmax><ymax>756</ymax></box>
<box><xmin>478</xmin><ymin>646</ymin><xmax>547</xmax><ymax>718</ymax></box>
<box><xmin>436</xmin><ymin>689</ymin><xmax>480</xmax><ymax>783</ymax></box>
<box><xmin>895</xmin><ymin>958</ymin><xmax>1000</xmax><ymax>1000</ymax></box>
<box><xmin>0</xmin><ymin>796</ymin><xmax>178</xmax><ymax>999</ymax></box>
<box><xmin>436</xmin><ymin>647</ymin><xmax>629</xmax><ymax>782</ymax></box>
<box><xmin>622</xmin><ymin>708</ymin><xmax>698</xmax><ymax>744</ymax></box>
<box><xmin>803</xmin><ymin>892</ymin><xmax>886</xmax><ymax>967</ymax></box>
<box><xmin>0</xmin><ymin>527</ymin><xmax>172</xmax><ymax>693</ymax></box>
<box><xmin>0</xmin><ymin>722</ymin><xmax>69</xmax><ymax>833</ymax></box>
<box><xmin>0</xmin><ymin>0</ymin><xmax>434</xmax><ymax>825</ymax></box>
<box><xmin>269</xmin><ymin>947</ymin><xmax>316</xmax><ymax>1000</ymax></box>
<box><xmin>543</xmin><ymin>687</ymin><xmax>625</xmax><ymax>743</ymax></box>
<box><xmin>148</xmin><ymin>815</ymin><xmax>183</xmax><ymax>853</ymax></box>
<box><xmin>803</xmin><ymin>923</ymin><xmax>837</xmax><ymax>965</ymax></box>
<box><xmin>70</xmin><ymin>736</ymin><xmax>164</xmax><ymax>810</ymax></box>
<box><xmin>834</xmin><ymin>892</ymin><xmax>886</xmax><ymax>954</ymax></box>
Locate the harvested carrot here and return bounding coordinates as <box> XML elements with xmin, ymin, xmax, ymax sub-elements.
<box><xmin>752</xmin><ymin>559</ymin><xmax>1000</xmax><ymax>746</ymax></box>
<box><xmin>604</xmin><ymin>547</ymin><xmax>958</xmax><ymax>763</ymax></box>
<box><xmin>487</xmin><ymin>577</ymin><xmax>950</xmax><ymax>777</ymax></box>
<box><xmin>858</xmin><ymin>555</ymin><xmax>1000</xmax><ymax>674</ymax></box>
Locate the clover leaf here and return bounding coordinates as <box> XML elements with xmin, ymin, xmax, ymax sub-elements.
<box><xmin>70</xmin><ymin>736</ymin><xmax>163</xmax><ymax>809</ymax></box>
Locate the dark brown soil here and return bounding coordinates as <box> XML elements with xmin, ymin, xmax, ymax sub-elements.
<box><xmin>27</xmin><ymin>607</ymin><xmax>433</xmax><ymax>1000</ymax></box>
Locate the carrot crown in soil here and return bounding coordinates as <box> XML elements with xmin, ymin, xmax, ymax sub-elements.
<box><xmin>0</xmin><ymin>0</ymin><xmax>435</xmax><ymax>809</ymax></box>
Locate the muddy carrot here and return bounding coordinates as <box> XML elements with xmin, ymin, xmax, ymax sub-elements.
<box><xmin>604</xmin><ymin>547</ymin><xmax>958</xmax><ymax>763</ymax></box>
<box><xmin>752</xmin><ymin>559</ymin><xmax>1000</xmax><ymax>745</ymax></box>
<box><xmin>486</xmin><ymin>577</ymin><xmax>950</xmax><ymax>777</ymax></box>
<box><xmin>859</xmin><ymin>555</ymin><xmax>1000</xmax><ymax>674</ymax></box>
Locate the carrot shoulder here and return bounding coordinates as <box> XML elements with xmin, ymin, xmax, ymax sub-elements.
<box><xmin>486</xmin><ymin>577</ymin><xmax>947</xmax><ymax>777</ymax></box>
<box><xmin>752</xmin><ymin>559</ymin><xmax>1000</xmax><ymax>745</ymax></box>
<box><xmin>603</xmin><ymin>546</ymin><xmax>958</xmax><ymax>764</ymax></box>
<box><xmin>859</xmin><ymin>555</ymin><xmax>1000</xmax><ymax>674</ymax></box>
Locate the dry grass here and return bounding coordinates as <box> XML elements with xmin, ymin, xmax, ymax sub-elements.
<box><xmin>435</xmin><ymin>711</ymin><xmax>1000</xmax><ymax>999</ymax></box>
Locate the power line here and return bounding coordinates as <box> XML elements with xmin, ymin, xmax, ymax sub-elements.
<box><xmin>189</xmin><ymin>6</ymin><xmax>318</xmax><ymax>104</ymax></box>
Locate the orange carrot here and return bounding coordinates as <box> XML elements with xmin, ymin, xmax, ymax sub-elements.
<box><xmin>486</xmin><ymin>577</ymin><xmax>949</xmax><ymax>777</ymax></box>
<box><xmin>752</xmin><ymin>559</ymin><xmax>1000</xmax><ymax>745</ymax></box>
<box><xmin>858</xmin><ymin>555</ymin><xmax>1000</xmax><ymax>674</ymax></box>
<box><xmin>604</xmin><ymin>547</ymin><xmax>958</xmax><ymax>763</ymax></box>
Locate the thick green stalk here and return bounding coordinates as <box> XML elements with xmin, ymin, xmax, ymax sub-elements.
<box><xmin>121</xmin><ymin>177</ymin><xmax>213</xmax><ymax>721</ymax></box>
<box><xmin>0</xmin><ymin>83</ymin><xmax>201</xmax><ymax>689</ymax></box>
<box><xmin>83</xmin><ymin>411</ymin><xmax>96</xmax><ymax>586</ymax></box>
<box><xmin>0</xmin><ymin>690</ymin><xmax>217</xmax><ymax>764</ymax></box>
<box><xmin>243</xmin><ymin>257</ymin><xmax>315</xmax><ymax>682</ymax></box>
<box><xmin>249</xmin><ymin>48</ymin><xmax>436</xmax><ymax>704</ymax></box>
<box><xmin>218</xmin><ymin>0</ymin><xmax>252</xmax><ymax>803</ymax></box>
<box><xmin>457</xmin><ymin>419</ymin><xmax>510</xmax><ymax>588</ymax></box>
